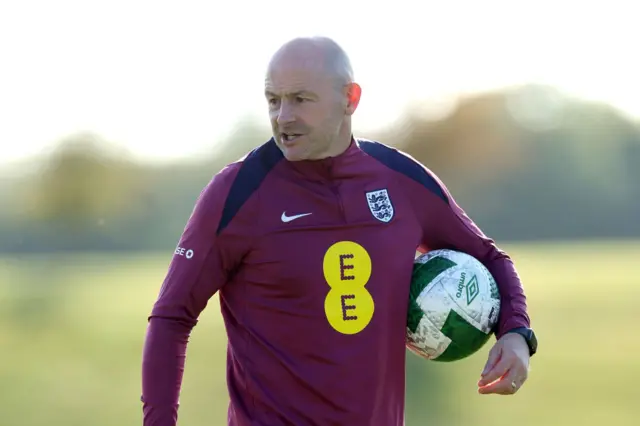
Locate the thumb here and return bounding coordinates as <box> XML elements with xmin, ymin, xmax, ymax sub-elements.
<box><xmin>481</xmin><ymin>345</ymin><xmax>502</xmax><ymax>377</ymax></box>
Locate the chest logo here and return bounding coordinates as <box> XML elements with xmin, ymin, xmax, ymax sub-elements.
<box><xmin>366</xmin><ymin>189</ymin><xmax>394</xmax><ymax>223</ymax></box>
<box><xmin>281</xmin><ymin>211</ymin><xmax>312</xmax><ymax>223</ymax></box>
<box><xmin>323</xmin><ymin>241</ymin><xmax>375</xmax><ymax>335</ymax></box>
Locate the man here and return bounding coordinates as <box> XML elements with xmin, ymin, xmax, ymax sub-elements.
<box><xmin>141</xmin><ymin>37</ymin><xmax>537</xmax><ymax>426</ymax></box>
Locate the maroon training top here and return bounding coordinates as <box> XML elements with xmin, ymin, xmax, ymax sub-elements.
<box><xmin>141</xmin><ymin>138</ymin><xmax>530</xmax><ymax>426</ymax></box>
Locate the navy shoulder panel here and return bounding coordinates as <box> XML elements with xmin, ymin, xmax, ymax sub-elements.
<box><xmin>357</xmin><ymin>139</ymin><xmax>448</xmax><ymax>204</ymax></box>
<box><xmin>217</xmin><ymin>138</ymin><xmax>283</xmax><ymax>234</ymax></box>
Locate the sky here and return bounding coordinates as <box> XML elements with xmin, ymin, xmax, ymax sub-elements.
<box><xmin>0</xmin><ymin>0</ymin><xmax>637</xmax><ymax>166</ymax></box>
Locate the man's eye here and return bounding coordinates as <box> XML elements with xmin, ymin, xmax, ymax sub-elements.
<box><xmin>296</xmin><ymin>97</ymin><xmax>306</xmax><ymax>103</ymax></box>
<box><xmin>268</xmin><ymin>98</ymin><xmax>279</xmax><ymax>106</ymax></box>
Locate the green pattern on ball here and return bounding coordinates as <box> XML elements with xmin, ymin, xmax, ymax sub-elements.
<box><xmin>432</xmin><ymin>309</ymin><xmax>493</xmax><ymax>362</ymax></box>
<box><xmin>489</xmin><ymin>275</ymin><xmax>500</xmax><ymax>300</ymax></box>
<box><xmin>407</xmin><ymin>256</ymin><xmax>456</xmax><ymax>333</ymax></box>
<box><xmin>465</xmin><ymin>275</ymin><xmax>480</xmax><ymax>305</ymax></box>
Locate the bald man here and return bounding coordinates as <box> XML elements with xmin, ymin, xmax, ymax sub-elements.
<box><xmin>141</xmin><ymin>37</ymin><xmax>537</xmax><ymax>426</ymax></box>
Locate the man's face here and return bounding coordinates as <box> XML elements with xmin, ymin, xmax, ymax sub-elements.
<box><xmin>265</xmin><ymin>55</ymin><xmax>347</xmax><ymax>161</ymax></box>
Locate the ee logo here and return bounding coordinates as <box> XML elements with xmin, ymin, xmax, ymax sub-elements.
<box><xmin>323</xmin><ymin>241</ymin><xmax>374</xmax><ymax>335</ymax></box>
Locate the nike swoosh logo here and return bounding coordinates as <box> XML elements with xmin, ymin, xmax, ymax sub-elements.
<box><xmin>281</xmin><ymin>212</ymin><xmax>312</xmax><ymax>223</ymax></box>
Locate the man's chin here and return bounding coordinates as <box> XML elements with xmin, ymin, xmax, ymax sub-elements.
<box><xmin>277</xmin><ymin>142</ymin><xmax>309</xmax><ymax>162</ymax></box>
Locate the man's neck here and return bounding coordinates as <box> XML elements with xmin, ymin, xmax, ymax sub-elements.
<box><xmin>321</xmin><ymin>120</ymin><xmax>354</xmax><ymax>158</ymax></box>
<box><xmin>323</xmin><ymin>134</ymin><xmax>353</xmax><ymax>158</ymax></box>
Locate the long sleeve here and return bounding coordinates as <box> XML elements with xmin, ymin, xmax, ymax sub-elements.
<box><xmin>409</xmin><ymin>167</ymin><xmax>530</xmax><ymax>338</ymax></box>
<box><xmin>141</xmin><ymin>164</ymin><xmax>242</xmax><ymax>426</ymax></box>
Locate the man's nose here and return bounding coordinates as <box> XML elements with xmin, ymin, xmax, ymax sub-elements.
<box><xmin>276</xmin><ymin>102</ymin><xmax>295</xmax><ymax>126</ymax></box>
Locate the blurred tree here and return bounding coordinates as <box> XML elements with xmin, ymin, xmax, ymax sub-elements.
<box><xmin>394</xmin><ymin>90</ymin><xmax>528</xmax><ymax>189</ymax></box>
<box><xmin>21</xmin><ymin>132</ymin><xmax>143</xmax><ymax>226</ymax></box>
<box><xmin>1</xmin><ymin>85</ymin><xmax>639</xmax><ymax>253</ymax></box>
<box><xmin>210</xmin><ymin>113</ymin><xmax>272</xmax><ymax>167</ymax></box>
<box><xmin>393</xmin><ymin>84</ymin><xmax>640</xmax><ymax>240</ymax></box>
<box><xmin>16</xmin><ymin>132</ymin><xmax>149</xmax><ymax>252</ymax></box>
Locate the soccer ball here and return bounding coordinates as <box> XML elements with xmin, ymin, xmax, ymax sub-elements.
<box><xmin>406</xmin><ymin>249</ymin><xmax>501</xmax><ymax>362</ymax></box>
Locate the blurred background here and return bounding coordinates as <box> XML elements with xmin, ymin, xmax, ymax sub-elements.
<box><xmin>1</xmin><ymin>0</ymin><xmax>638</xmax><ymax>425</ymax></box>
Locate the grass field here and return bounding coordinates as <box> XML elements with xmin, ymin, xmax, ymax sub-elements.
<box><xmin>1</xmin><ymin>240</ymin><xmax>639</xmax><ymax>426</ymax></box>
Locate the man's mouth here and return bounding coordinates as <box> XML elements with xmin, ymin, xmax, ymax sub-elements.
<box><xmin>281</xmin><ymin>133</ymin><xmax>303</xmax><ymax>143</ymax></box>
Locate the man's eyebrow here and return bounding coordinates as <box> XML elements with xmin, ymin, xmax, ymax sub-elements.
<box><xmin>295</xmin><ymin>91</ymin><xmax>316</xmax><ymax>98</ymax></box>
<box><xmin>265</xmin><ymin>90</ymin><xmax>316</xmax><ymax>98</ymax></box>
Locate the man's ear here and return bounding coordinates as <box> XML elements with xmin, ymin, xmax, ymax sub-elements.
<box><xmin>345</xmin><ymin>82</ymin><xmax>362</xmax><ymax>115</ymax></box>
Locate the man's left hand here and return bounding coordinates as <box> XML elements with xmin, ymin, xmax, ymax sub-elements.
<box><xmin>477</xmin><ymin>332</ymin><xmax>530</xmax><ymax>395</ymax></box>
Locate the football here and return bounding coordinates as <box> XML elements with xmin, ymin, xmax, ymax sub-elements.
<box><xmin>406</xmin><ymin>249</ymin><xmax>501</xmax><ymax>362</ymax></box>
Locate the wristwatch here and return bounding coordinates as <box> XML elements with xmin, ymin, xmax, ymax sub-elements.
<box><xmin>505</xmin><ymin>327</ymin><xmax>538</xmax><ymax>356</ymax></box>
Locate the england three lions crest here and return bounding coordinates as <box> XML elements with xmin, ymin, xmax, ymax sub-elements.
<box><xmin>366</xmin><ymin>189</ymin><xmax>394</xmax><ymax>223</ymax></box>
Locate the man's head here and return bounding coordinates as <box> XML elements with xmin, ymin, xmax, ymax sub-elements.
<box><xmin>265</xmin><ymin>36</ymin><xmax>362</xmax><ymax>161</ymax></box>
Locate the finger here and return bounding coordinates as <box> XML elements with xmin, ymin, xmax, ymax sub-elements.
<box><xmin>478</xmin><ymin>369</ymin><xmax>519</xmax><ymax>395</ymax></box>
<box><xmin>481</xmin><ymin>345</ymin><xmax>502</xmax><ymax>377</ymax></box>
<box><xmin>480</xmin><ymin>362</ymin><xmax>529</xmax><ymax>395</ymax></box>
<box><xmin>478</xmin><ymin>353</ymin><xmax>511</xmax><ymax>386</ymax></box>
<box><xmin>478</xmin><ymin>377</ymin><xmax>511</xmax><ymax>395</ymax></box>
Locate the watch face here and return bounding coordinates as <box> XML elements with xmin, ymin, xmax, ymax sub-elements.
<box><xmin>530</xmin><ymin>331</ymin><xmax>538</xmax><ymax>349</ymax></box>
<box><xmin>526</xmin><ymin>330</ymin><xmax>537</xmax><ymax>354</ymax></box>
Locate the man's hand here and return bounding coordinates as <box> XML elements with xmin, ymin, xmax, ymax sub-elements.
<box><xmin>477</xmin><ymin>332</ymin><xmax>530</xmax><ymax>395</ymax></box>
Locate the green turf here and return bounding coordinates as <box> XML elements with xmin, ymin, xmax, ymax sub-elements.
<box><xmin>1</xmin><ymin>240</ymin><xmax>638</xmax><ymax>426</ymax></box>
